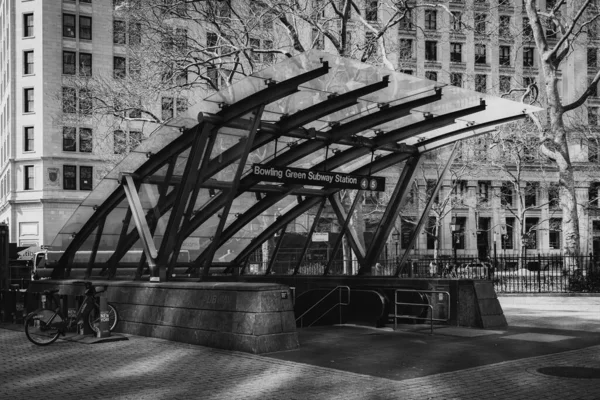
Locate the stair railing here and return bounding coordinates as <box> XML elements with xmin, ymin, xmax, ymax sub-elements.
<box><xmin>295</xmin><ymin>286</ymin><xmax>350</xmax><ymax>328</ymax></box>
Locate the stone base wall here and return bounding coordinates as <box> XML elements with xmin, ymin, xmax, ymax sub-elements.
<box><xmin>28</xmin><ymin>280</ymin><xmax>299</xmax><ymax>354</ymax></box>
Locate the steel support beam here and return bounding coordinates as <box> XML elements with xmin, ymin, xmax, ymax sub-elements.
<box><xmin>395</xmin><ymin>143</ymin><xmax>459</xmax><ymax>277</ymax></box>
<box><xmin>325</xmin><ymin>192</ymin><xmax>363</xmax><ymax>275</ymax></box>
<box><xmin>157</xmin><ymin>123</ymin><xmax>212</xmax><ymax>281</ymax></box>
<box><xmin>168</xmin><ymin>128</ymin><xmax>219</xmax><ymax>278</ymax></box>
<box><xmin>85</xmin><ymin>216</ymin><xmax>106</xmax><ymax>279</ymax></box>
<box><xmin>122</xmin><ymin>174</ymin><xmax>159</xmax><ymax>276</ymax></box>
<box><xmin>217</xmin><ymin>61</ymin><xmax>330</xmax><ymax>122</ymax></box>
<box><xmin>265</xmin><ymin>225</ymin><xmax>288</xmax><ymax>275</ymax></box>
<box><xmin>362</xmin><ymin>155</ymin><xmax>422</xmax><ymax>273</ymax></box>
<box><xmin>292</xmin><ymin>199</ymin><xmax>326</xmax><ymax>275</ymax></box>
<box><xmin>202</xmin><ymin>105</ymin><xmax>265</xmax><ymax>276</ymax></box>
<box><xmin>235</xmin><ymin>197</ymin><xmax>323</xmax><ymax>264</ymax></box>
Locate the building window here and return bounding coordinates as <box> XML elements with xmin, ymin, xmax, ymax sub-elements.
<box><xmin>129</xmin><ymin>22</ymin><xmax>141</xmax><ymax>45</ymax></box>
<box><xmin>24</xmin><ymin>88</ymin><xmax>34</xmax><ymax>113</ymax></box>
<box><xmin>366</xmin><ymin>0</ymin><xmax>378</xmax><ymax>21</ymax></box>
<box><xmin>113</xmin><ymin>56</ymin><xmax>126</xmax><ymax>79</ymax></box>
<box><xmin>425</xmin><ymin>41</ymin><xmax>437</xmax><ymax>61</ymax></box>
<box><xmin>425</xmin><ymin>10</ymin><xmax>437</xmax><ymax>30</ymax></box>
<box><xmin>588</xmin><ymin>48</ymin><xmax>598</xmax><ymax>68</ymax></box>
<box><xmin>23</xmin><ymin>51</ymin><xmax>34</xmax><ymax>75</ymax></box>
<box><xmin>549</xmin><ymin>218</ymin><xmax>562</xmax><ymax>249</ymax></box>
<box><xmin>207</xmin><ymin>67</ymin><xmax>220</xmax><ymax>89</ymax></box>
<box><xmin>79</xmin><ymin>53</ymin><xmax>92</xmax><ymax>76</ymax></box>
<box><xmin>450</xmin><ymin>43</ymin><xmax>462</xmax><ymax>63</ymax></box>
<box><xmin>590</xmin><ymin>79</ymin><xmax>598</xmax><ymax>97</ymax></box>
<box><xmin>523</xmin><ymin>76</ymin><xmax>536</xmax><ymax>87</ymax></box>
<box><xmin>500</xmin><ymin>46</ymin><xmax>511</xmax><ymax>66</ymax></box>
<box><xmin>400</xmin><ymin>69</ymin><xmax>413</xmax><ymax>75</ymax></box>
<box><xmin>547</xmin><ymin>21</ymin><xmax>558</xmax><ymax>39</ymax></box>
<box><xmin>426</xmin><ymin>216</ymin><xmax>437</xmax><ymax>250</ymax></box>
<box><xmin>500</xmin><ymin>182</ymin><xmax>513</xmax><ymax>207</ymax></box>
<box><xmin>589</xmin><ymin>139</ymin><xmax>599</xmax><ymax>162</ymax></box>
<box><xmin>79</xmin><ymin>89</ymin><xmax>92</xmax><ymax>115</ymax></box>
<box><xmin>502</xmin><ymin>217</ymin><xmax>514</xmax><ymax>249</ymax></box>
<box><xmin>455</xmin><ymin>216</ymin><xmax>466</xmax><ymax>250</ymax></box>
<box><xmin>176</xmin><ymin>98</ymin><xmax>188</xmax><ymax>116</ymax></box>
<box><xmin>589</xmin><ymin>108</ymin><xmax>599</xmax><ymax>126</ymax></box>
<box><xmin>475</xmin><ymin>44</ymin><xmax>486</xmax><ymax>64</ymax></box>
<box><xmin>399</xmin><ymin>9</ymin><xmax>412</xmax><ymax>30</ymax></box>
<box><xmin>174</xmin><ymin>28</ymin><xmax>187</xmax><ymax>52</ymax></box>
<box><xmin>114</xmin><ymin>20</ymin><xmax>126</xmax><ymax>44</ymax></box>
<box><xmin>478</xmin><ymin>181</ymin><xmax>490</xmax><ymax>202</ymax></box>
<box><xmin>162</xmin><ymin>97</ymin><xmax>174</xmax><ymax>120</ymax></box>
<box><xmin>63</xmin><ymin>14</ymin><xmax>76</xmax><ymax>38</ymax></box>
<box><xmin>525</xmin><ymin>217</ymin><xmax>538</xmax><ymax>249</ymax></box>
<box><xmin>475</xmin><ymin>13</ymin><xmax>487</xmax><ymax>34</ymax></box>
<box><xmin>24</xmin><ymin>166</ymin><xmax>34</xmax><ymax>190</ymax></box>
<box><xmin>399</xmin><ymin>39</ymin><xmax>412</xmax><ymax>59</ymax></box>
<box><xmin>130</xmin><ymin>131</ymin><xmax>143</xmax><ymax>148</ymax></box>
<box><xmin>523</xmin><ymin>17</ymin><xmax>532</xmax><ymax>38</ymax></box>
<box><xmin>129</xmin><ymin>59</ymin><xmax>141</xmax><ymax>79</ymax></box>
<box><xmin>589</xmin><ymin>182</ymin><xmax>600</xmax><ymax>207</ymax></box>
<box><xmin>80</xmin><ymin>128</ymin><xmax>93</xmax><ymax>152</ymax></box>
<box><xmin>475</xmin><ymin>74</ymin><xmax>487</xmax><ymax>93</ymax></box>
<box><xmin>63</xmin><ymin>165</ymin><xmax>76</xmax><ymax>190</ymax></box>
<box><xmin>24</xmin><ymin>13</ymin><xmax>34</xmax><ymax>37</ymax></box>
<box><xmin>425</xmin><ymin>71</ymin><xmax>437</xmax><ymax>81</ymax></box>
<box><xmin>63</xmin><ymin>51</ymin><xmax>76</xmax><ymax>75</ymax></box>
<box><xmin>79</xmin><ymin>16</ymin><xmax>92</xmax><ymax>40</ymax></box>
<box><xmin>400</xmin><ymin>217</ymin><xmax>416</xmax><ymax>249</ymax></box>
<box><xmin>549</xmin><ymin>183</ymin><xmax>560</xmax><ymax>209</ymax></box>
<box><xmin>63</xmin><ymin>127</ymin><xmax>77</xmax><ymax>151</ymax></box>
<box><xmin>451</xmin><ymin>11</ymin><xmax>462</xmax><ymax>31</ymax></box>
<box><xmin>523</xmin><ymin>47</ymin><xmax>534</xmax><ymax>67</ymax></box>
<box><xmin>24</xmin><ymin>127</ymin><xmax>34</xmax><ymax>152</ymax></box>
<box><xmin>63</xmin><ymin>87</ymin><xmax>76</xmax><ymax>113</ymax></box>
<box><xmin>499</xmin><ymin>15</ymin><xmax>511</xmax><ymax>37</ymax></box>
<box><xmin>114</xmin><ymin>130</ymin><xmax>126</xmax><ymax>154</ymax></box>
<box><xmin>525</xmin><ymin>182</ymin><xmax>538</xmax><ymax>207</ymax></box>
<box><xmin>80</xmin><ymin>166</ymin><xmax>93</xmax><ymax>190</ymax></box>
<box><xmin>500</xmin><ymin>76</ymin><xmax>511</xmax><ymax>93</ymax></box>
<box><xmin>450</xmin><ymin>72</ymin><xmax>462</xmax><ymax>87</ymax></box>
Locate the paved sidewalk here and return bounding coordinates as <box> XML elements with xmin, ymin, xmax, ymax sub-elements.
<box><xmin>0</xmin><ymin>296</ymin><xmax>599</xmax><ymax>400</ymax></box>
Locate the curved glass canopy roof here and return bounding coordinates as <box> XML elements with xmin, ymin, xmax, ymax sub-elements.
<box><xmin>49</xmin><ymin>50</ymin><xmax>541</xmax><ymax>280</ymax></box>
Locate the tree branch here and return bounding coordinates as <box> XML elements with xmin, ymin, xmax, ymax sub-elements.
<box><xmin>563</xmin><ymin>68</ymin><xmax>600</xmax><ymax>112</ymax></box>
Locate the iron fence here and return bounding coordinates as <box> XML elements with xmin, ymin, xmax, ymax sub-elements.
<box><xmin>373</xmin><ymin>254</ymin><xmax>600</xmax><ymax>293</ymax></box>
<box><xmin>244</xmin><ymin>253</ymin><xmax>600</xmax><ymax>293</ymax></box>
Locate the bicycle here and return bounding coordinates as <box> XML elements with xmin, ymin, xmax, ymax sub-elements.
<box><xmin>24</xmin><ymin>281</ymin><xmax>118</xmax><ymax>346</ymax></box>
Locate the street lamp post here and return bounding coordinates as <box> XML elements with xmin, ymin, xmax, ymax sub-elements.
<box><xmin>450</xmin><ymin>216</ymin><xmax>458</xmax><ymax>267</ymax></box>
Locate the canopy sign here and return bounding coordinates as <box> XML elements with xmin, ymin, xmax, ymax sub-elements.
<box><xmin>252</xmin><ymin>164</ymin><xmax>385</xmax><ymax>191</ymax></box>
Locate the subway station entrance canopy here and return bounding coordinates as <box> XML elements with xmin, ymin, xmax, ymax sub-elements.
<box><xmin>50</xmin><ymin>50</ymin><xmax>541</xmax><ymax>280</ymax></box>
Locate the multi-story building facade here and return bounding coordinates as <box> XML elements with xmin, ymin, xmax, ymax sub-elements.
<box><xmin>1</xmin><ymin>0</ymin><xmax>599</xmax><ymax>260</ymax></box>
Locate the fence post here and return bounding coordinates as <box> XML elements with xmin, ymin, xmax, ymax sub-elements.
<box><xmin>537</xmin><ymin>254</ymin><xmax>541</xmax><ymax>293</ymax></box>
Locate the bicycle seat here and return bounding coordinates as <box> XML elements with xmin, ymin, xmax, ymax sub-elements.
<box><xmin>42</xmin><ymin>289</ymin><xmax>60</xmax><ymax>295</ymax></box>
<box><xmin>94</xmin><ymin>286</ymin><xmax>107</xmax><ymax>294</ymax></box>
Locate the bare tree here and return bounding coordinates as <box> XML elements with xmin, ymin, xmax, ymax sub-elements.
<box><xmin>522</xmin><ymin>0</ymin><xmax>600</xmax><ymax>258</ymax></box>
<box><xmin>489</xmin><ymin>121</ymin><xmax>559</xmax><ymax>259</ymax></box>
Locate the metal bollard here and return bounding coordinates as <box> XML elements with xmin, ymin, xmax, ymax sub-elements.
<box><xmin>97</xmin><ymin>295</ymin><xmax>111</xmax><ymax>338</ymax></box>
<box><xmin>2</xmin><ymin>288</ymin><xmax>16</xmax><ymax>322</ymax></box>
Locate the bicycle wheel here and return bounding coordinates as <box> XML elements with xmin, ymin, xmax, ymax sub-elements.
<box><xmin>24</xmin><ymin>310</ymin><xmax>62</xmax><ymax>346</ymax></box>
<box><xmin>87</xmin><ymin>303</ymin><xmax>118</xmax><ymax>333</ymax></box>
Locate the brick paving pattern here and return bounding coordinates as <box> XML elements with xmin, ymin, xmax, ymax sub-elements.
<box><xmin>1</xmin><ymin>326</ymin><xmax>600</xmax><ymax>400</ymax></box>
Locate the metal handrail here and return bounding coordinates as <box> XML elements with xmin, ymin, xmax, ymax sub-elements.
<box><xmin>393</xmin><ymin>289</ymin><xmax>450</xmax><ymax>334</ymax></box>
<box><xmin>295</xmin><ymin>286</ymin><xmax>350</xmax><ymax>328</ymax></box>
